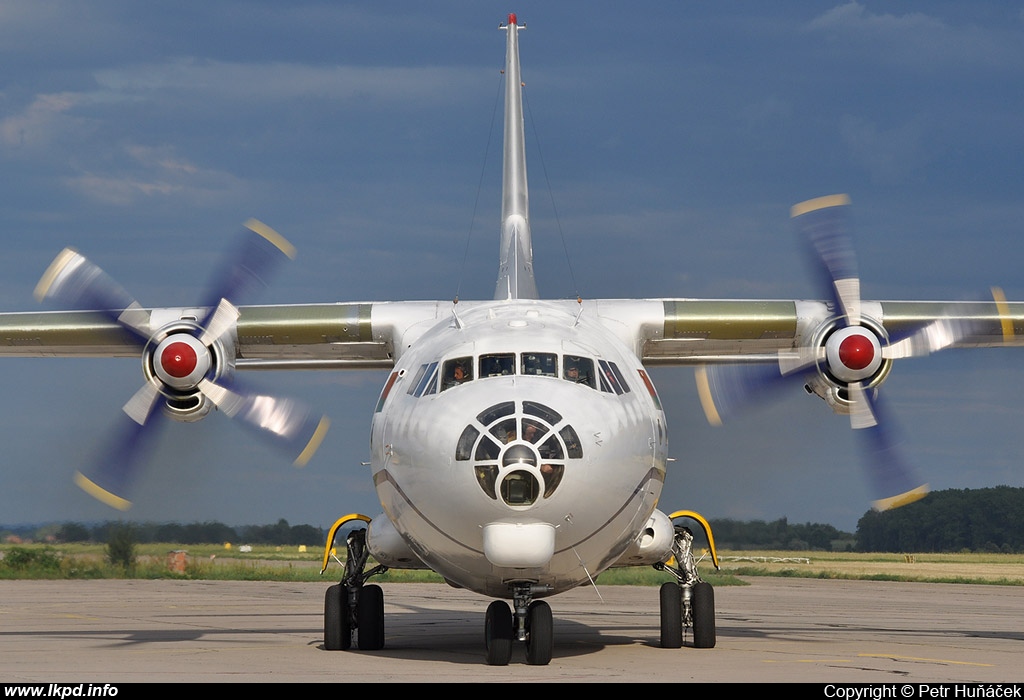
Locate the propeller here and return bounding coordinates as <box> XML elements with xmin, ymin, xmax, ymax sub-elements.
<box><xmin>695</xmin><ymin>194</ymin><xmax>971</xmax><ymax>511</ymax></box>
<box><xmin>36</xmin><ymin>219</ymin><xmax>330</xmax><ymax>510</ymax></box>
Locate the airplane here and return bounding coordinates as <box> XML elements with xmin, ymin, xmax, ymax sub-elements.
<box><xmin>2</xmin><ymin>13</ymin><xmax>1023</xmax><ymax>665</ymax></box>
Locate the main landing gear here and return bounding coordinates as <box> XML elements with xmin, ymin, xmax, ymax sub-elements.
<box><xmin>323</xmin><ymin>526</ymin><xmax>388</xmax><ymax>652</ymax></box>
<box><xmin>484</xmin><ymin>583</ymin><xmax>554</xmax><ymax>666</ymax></box>
<box><xmin>655</xmin><ymin>524</ymin><xmax>716</xmax><ymax>649</ymax></box>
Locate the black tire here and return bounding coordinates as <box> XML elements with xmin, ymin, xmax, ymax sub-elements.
<box><xmin>356</xmin><ymin>584</ymin><xmax>385</xmax><ymax>651</ymax></box>
<box><xmin>691</xmin><ymin>581</ymin><xmax>716</xmax><ymax>649</ymax></box>
<box><xmin>324</xmin><ymin>584</ymin><xmax>351</xmax><ymax>651</ymax></box>
<box><xmin>484</xmin><ymin>600</ymin><xmax>513</xmax><ymax>666</ymax></box>
<box><xmin>659</xmin><ymin>581</ymin><xmax>682</xmax><ymax>649</ymax></box>
<box><xmin>525</xmin><ymin>600</ymin><xmax>553</xmax><ymax>666</ymax></box>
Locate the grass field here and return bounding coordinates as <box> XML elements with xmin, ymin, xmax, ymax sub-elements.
<box><xmin>2</xmin><ymin>542</ymin><xmax>1022</xmax><ymax>585</ymax></box>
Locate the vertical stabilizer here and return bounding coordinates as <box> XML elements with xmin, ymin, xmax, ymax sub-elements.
<box><xmin>494</xmin><ymin>14</ymin><xmax>539</xmax><ymax>301</ymax></box>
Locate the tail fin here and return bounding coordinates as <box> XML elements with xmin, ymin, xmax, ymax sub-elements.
<box><xmin>494</xmin><ymin>14</ymin><xmax>539</xmax><ymax>301</ymax></box>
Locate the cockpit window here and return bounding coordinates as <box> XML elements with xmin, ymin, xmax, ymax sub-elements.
<box><xmin>480</xmin><ymin>353</ymin><xmax>515</xmax><ymax>377</ymax></box>
<box><xmin>441</xmin><ymin>356</ymin><xmax>473</xmax><ymax>391</ymax></box>
<box><xmin>563</xmin><ymin>355</ymin><xmax>596</xmax><ymax>388</ymax></box>
<box><xmin>598</xmin><ymin>360</ymin><xmax>622</xmax><ymax>394</ymax></box>
<box><xmin>598</xmin><ymin>360</ymin><xmax>631</xmax><ymax>395</ymax></box>
<box><xmin>521</xmin><ymin>352</ymin><xmax>556</xmax><ymax>377</ymax></box>
<box><xmin>407</xmin><ymin>361</ymin><xmax>439</xmax><ymax>397</ymax></box>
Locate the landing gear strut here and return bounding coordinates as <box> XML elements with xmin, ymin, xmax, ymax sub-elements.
<box><xmin>655</xmin><ymin>525</ymin><xmax>716</xmax><ymax>649</ymax></box>
<box><xmin>323</xmin><ymin>526</ymin><xmax>388</xmax><ymax>651</ymax></box>
<box><xmin>484</xmin><ymin>582</ymin><xmax>553</xmax><ymax>666</ymax></box>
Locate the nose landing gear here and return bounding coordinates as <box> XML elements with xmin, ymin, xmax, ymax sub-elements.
<box><xmin>484</xmin><ymin>582</ymin><xmax>554</xmax><ymax>666</ymax></box>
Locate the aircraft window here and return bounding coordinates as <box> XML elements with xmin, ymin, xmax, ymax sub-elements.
<box><xmin>538</xmin><ymin>436</ymin><xmax>562</xmax><ymax>460</ymax></box>
<box><xmin>441</xmin><ymin>356</ymin><xmax>473</xmax><ymax>391</ymax></box>
<box><xmin>475</xmin><ymin>466</ymin><xmax>499</xmax><ymax>500</ymax></box>
<box><xmin>422</xmin><ymin>370</ymin><xmax>438</xmax><ymax>396</ymax></box>
<box><xmin>540</xmin><ymin>464</ymin><xmax>564</xmax><ymax>498</ymax></box>
<box><xmin>559</xmin><ymin>425</ymin><xmax>583</xmax><ymax>459</ymax></box>
<box><xmin>563</xmin><ymin>355</ymin><xmax>596</xmax><ymax>389</ymax></box>
<box><xmin>490</xmin><ymin>418</ymin><xmax>517</xmax><ymax>444</ymax></box>
<box><xmin>456</xmin><ymin>425</ymin><xmax>479</xmax><ymax>461</ymax></box>
<box><xmin>462</xmin><ymin>401</ymin><xmax>584</xmax><ymax>505</ymax></box>
<box><xmin>478</xmin><ymin>401</ymin><xmax>514</xmax><ymax>425</ymax></box>
<box><xmin>521</xmin><ymin>352</ymin><xmax>556</xmax><ymax>376</ymax></box>
<box><xmin>598</xmin><ymin>360</ymin><xmax>623</xmax><ymax>395</ymax></box>
<box><xmin>406</xmin><ymin>364</ymin><xmax>427</xmax><ymax>395</ymax></box>
<box><xmin>410</xmin><ymin>361</ymin><xmax>438</xmax><ymax>397</ymax></box>
<box><xmin>609</xmin><ymin>362</ymin><xmax>631</xmax><ymax>393</ymax></box>
<box><xmin>480</xmin><ymin>353</ymin><xmax>515</xmax><ymax>377</ymax></box>
<box><xmin>523</xmin><ymin>401</ymin><xmax>561</xmax><ymax>425</ymax></box>
<box><xmin>475</xmin><ymin>435</ymin><xmax>501</xmax><ymax>461</ymax></box>
<box><xmin>521</xmin><ymin>418</ymin><xmax>547</xmax><ymax>444</ymax></box>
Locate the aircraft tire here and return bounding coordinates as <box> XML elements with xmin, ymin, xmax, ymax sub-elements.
<box><xmin>324</xmin><ymin>583</ymin><xmax>351</xmax><ymax>651</ymax></box>
<box><xmin>659</xmin><ymin>581</ymin><xmax>682</xmax><ymax>649</ymax></box>
<box><xmin>356</xmin><ymin>584</ymin><xmax>385</xmax><ymax>651</ymax></box>
<box><xmin>692</xmin><ymin>581</ymin><xmax>716</xmax><ymax>649</ymax></box>
<box><xmin>484</xmin><ymin>600</ymin><xmax>513</xmax><ymax>666</ymax></box>
<box><xmin>525</xmin><ymin>600</ymin><xmax>553</xmax><ymax>665</ymax></box>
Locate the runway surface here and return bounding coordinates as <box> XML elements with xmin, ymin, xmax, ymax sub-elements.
<box><xmin>1</xmin><ymin>577</ymin><xmax>1022</xmax><ymax>683</ymax></box>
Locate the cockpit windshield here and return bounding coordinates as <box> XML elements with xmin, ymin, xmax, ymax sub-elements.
<box><xmin>562</xmin><ymin>355</ymin><xmax>596</xmax><ymax>389</ymax></box>
<box><xmin>409</xmin><ymin>352</ymin><xmax>628</xmax><ymax>396</ymax></box>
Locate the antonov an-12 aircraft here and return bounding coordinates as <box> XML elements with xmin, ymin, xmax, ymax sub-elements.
<box><xmin>3</xmin><ymin>14</ymin><xmax>1022</xmax><ymax>665</ymax></box>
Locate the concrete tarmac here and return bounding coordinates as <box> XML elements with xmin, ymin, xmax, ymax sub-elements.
<box><xmin>1</xmin><ymin>578</ymin><xmax>1022</xmax><ymax>683</ymax></box>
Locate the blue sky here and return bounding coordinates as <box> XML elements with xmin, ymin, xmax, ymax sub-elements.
<box><xmin>1</xmin><ymin>1</ymin><xmax>1022</xmax><ymax>533</ymax></box>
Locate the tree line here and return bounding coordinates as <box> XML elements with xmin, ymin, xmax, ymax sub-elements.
<box><xmin>4</xmin><ymin>487</ymin><xmax>1023</xmax><ymax>552</ymax></box>
<box><xmin>855</xmin><ymin>486</ymin><xmax>1024</xmax><ymax>553</ymax></box>
<box><xmin>47</xmin><ymin>518</ymin><xmax>325</xmax><ymax>547</ymax></box>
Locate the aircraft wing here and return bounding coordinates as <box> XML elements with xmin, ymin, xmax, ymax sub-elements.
<box><xmin>4</xmin><ymin>296</ymin><xmax>1019</xmax><ymax>366</ymax></box>
<box><xmin>0</xmin><ymin>301</ymin><xmax>450</xmax><ymax>368</ymax></box>
<box><xmin>624</xmin><ymin>297</ymin><xmax>1024</xmax><ymax>364</ymax></box>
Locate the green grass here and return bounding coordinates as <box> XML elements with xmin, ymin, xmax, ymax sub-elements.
<box><xmin>2</xmin><ymin>544</ymin><xmax>1019</xmax><ymax>585</ymax></box>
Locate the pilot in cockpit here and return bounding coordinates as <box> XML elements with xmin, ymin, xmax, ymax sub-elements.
<box><xmin>564</xmin><ymin>356</ymin><xmax>591</xmax><ymax>386</ymax></box>
<box><xmin>442</xmin><ymin>357</ymin><xmax>472</xmax><ymax>390</ymax></box>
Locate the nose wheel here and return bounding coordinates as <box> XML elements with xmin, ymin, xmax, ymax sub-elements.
<box><xmin>484</xmin><ymin>584</ymin><xmax>554</xmax><ymax>665</ymax></box>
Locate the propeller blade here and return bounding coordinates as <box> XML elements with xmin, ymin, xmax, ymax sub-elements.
<box><xmin>854</xmin><ymin>388</ymin><xmax>928</xmax><ymax>510</ymax></box>
<box><xmin>883</xmin><ymin>316</ymin><xmax>977</xmax><ymax>359</ymax></box>
<box><xmin>846</xmin><ymin>382</ymin><xmax>878</xmax><ymax>430</ymax></box>
<box><xmin>35</xmin><ymin>248</ymin><xmax>150</xmax><ymax>339</ymax></box>
<box><xmin>792</xmin><ymin>194</ymin><xmax>861</xmax><ymax>325</ymax></box>
<box><xmin>198</xmin><ymin>378</ymin><xmax>330</xmax><ymax>466</ymax></box>
<box><xmin>198</xmin><ymin>298</ymin><xmax>240</xmax><ymax>347</ymax></box>
<box><xmin>74</xmin><ymin>402</ymin><xmax>166</xmax><ymax>511</ymax></box>
<box><xmin>122</xmin><ymin>378</ymin><xmax>163</xmax><ymax>426</ymax></box>
<box><xmin>198</xmin><ymin>219</ymin><xmax>295</xmax><ymax>322</ymax></box>
<box><xmin>696</xmin><ymin>354</ymin><xmax>818</xmax><ymax>426</ymax></box>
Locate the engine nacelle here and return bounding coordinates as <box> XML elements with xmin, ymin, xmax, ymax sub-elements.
<box><xmin>610</xmin><ymin>508</ymin><xmax>675</xmax><ymax>567</ymax></box>
<box><xmin>803</xmin><ymin>315</ymin><xmax>892</xmax><ymax>415</ymax></box>
<box><xmin>367</xmin><ymin>512</ymin><xmax>430</xmax><ymax>569</ymax></box>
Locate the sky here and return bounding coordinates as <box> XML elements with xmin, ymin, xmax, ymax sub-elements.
<box><xmin>1</xmin><ymin>1</ymin><xmax>1023</xmax><ymax>534</ymax></box>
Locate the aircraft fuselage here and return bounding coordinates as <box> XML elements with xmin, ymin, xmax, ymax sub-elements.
<box><xmin>370</xmin><ymin>299</ymin><xmax>668</xmax><ymax>598</ymax></box>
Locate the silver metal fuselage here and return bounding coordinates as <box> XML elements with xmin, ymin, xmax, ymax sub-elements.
<box><xmin>370</xmin><ymin>299</ymin><xmax>668</xmax><ymax>598</ymax></box>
